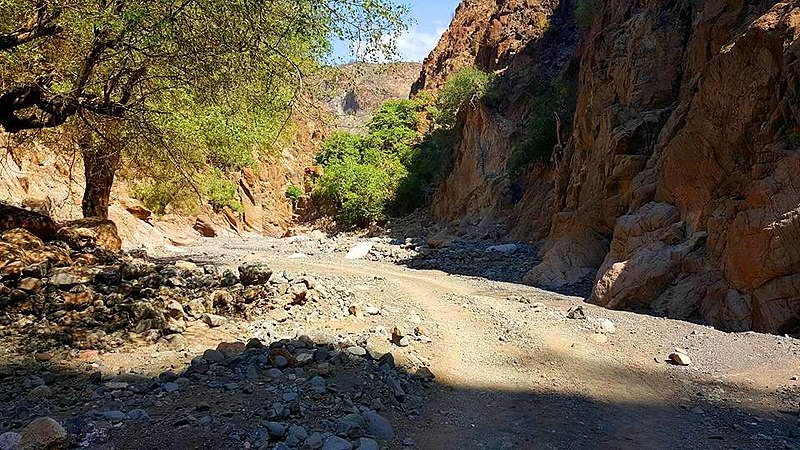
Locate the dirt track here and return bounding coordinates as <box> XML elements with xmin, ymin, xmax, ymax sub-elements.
<box><xmin>2</xmin><ymin>234</ymin><xmax>798</xmax><ymax>449</ymax></box>
<box><xmin>175</xmin><ymin>235</ymin><xmax>800</xmax><ymax>449</ymax></box>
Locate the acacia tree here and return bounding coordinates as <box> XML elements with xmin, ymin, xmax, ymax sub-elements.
<box><xmin>0</xmin><ymin>0</ymin><xmax>408</xmax><ymax>218</ymax></box>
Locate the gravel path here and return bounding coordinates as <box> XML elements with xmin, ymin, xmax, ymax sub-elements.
<box><xmin>168</xmin><ymin>235</ymin><xmax>800</xmax><ymax>449</ymax></box>
<box><xmin>2</xmin><ymin>233</ymin><xmax>798</xmax><ymax>449</ymax></box>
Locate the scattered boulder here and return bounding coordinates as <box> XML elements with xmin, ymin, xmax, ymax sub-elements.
<box><xmin>21</xmin><ymin>197</ymin><xmax>53</xmax><ymax>217</ymax></box>
<box><xmin>202</xmin><ymin>313</ymin><xmax>226</xmax><ymax>328</ymax></box>
<box><xmin>669</xmin><ymin>348</ymin><xmax>692</xmax><ymax>366</ymax></box>
<box><xmin>194</xmin><ymin>216</ymin><xmax>219</xmax><ymax>237</ymax></box>
<box><xmin>0</xmin><ymin>203</ymin><xmax>57</xmax><ymax>240</ymax></box>
<box><xmin>19</xmin><ymin>417</ymin><xmax>68</xmax><ymax>450</ymax></box>
<box><xmin>57</xmin><ymin>218</ymin><xmax>122</xmax><ymax>251</ymax></box>
<box><xmin>362</xmin><ymin>411</ymin><xmax>395</xmax><ymax>441</ymax></box>
<box><xmin>345</xmin><ymin>242</ymin><xmax>374</xmax><ymax>260</ymax></box>
<box><xmin>567</xmin><ymin>305</ymin><xmax>586</xmax><ymax>320</ymax></box>
<box><xmin>597</xmin><ymin>319</ymin><xmax>616</xmax><ymax>334</ymax></box>
<box><xmin>239</xmin><ymin>263</ymin><xmax>273</xmax><ymax>286</ymax></box>
<box><xmin>120</xmin><ymin>258</ymin><xmax>154</xmax><ymax>280</ymax></box>
<box><xmin>120</xmin><ymin>198</ymin><xmax>152</xmax><ymax>221</ymax></box>
<box><xmin>2</xmin><ymin>229</ymin><xmax>43</xmax><ymax>250</ymax></box>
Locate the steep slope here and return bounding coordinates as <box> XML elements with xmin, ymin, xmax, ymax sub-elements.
<box><xmin>417</xmin><ymin>0</ymin><xmax>800</xmax><ymax>333</ymax></box>
<box><xmin>414</xmin><ymin>0</ymin><xmax>578</xmax><ymax>240</ymax></box>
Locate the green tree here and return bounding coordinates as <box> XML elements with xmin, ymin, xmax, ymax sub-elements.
<box><xmin>433</xmin><ymin>67</ymin><xmax>495</xmax><ymax>128</ymax></box>
<box><xmin>0</xmin><ymin>0</ymin><xmax>409</xmax><ymax>218</ymax></box>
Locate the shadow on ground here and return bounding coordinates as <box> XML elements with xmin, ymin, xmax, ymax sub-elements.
<box><xmin>1</xmin><ymin>333</ymin><xmax>797</xmax><ymax>450</ymax></box>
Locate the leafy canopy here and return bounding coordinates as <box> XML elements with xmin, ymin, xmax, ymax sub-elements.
<box><xmin>314</xmin><ymin>97</ymin><xmax>456</xmax><ymax>226</ymax></box>
<box><xmin>0</xmin><ymin>0</ymin><xmax>410</xmax><ymax>213</ymax></box>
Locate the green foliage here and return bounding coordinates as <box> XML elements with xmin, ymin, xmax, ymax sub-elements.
<box><xmin>198</xmin><ymin>169</ymin><xmax>242</xmax><ymax>213</ymax></box>
<box><xmin>393</xmin><ymin>128</ymin><xmax>456</xmax><ymax>213</ymax></box>
<box><xmin>132</xmin><ymin>180</ymin><xmax>182</xmax><ymax>215</ymax></box>
<box><xmin>507</xmin><ymin>80</ymin><xmax>562</xmax><ymax>179</ymax></box>
<box><xmin>316</xmin><ymin>132</ymin><xmax>367</xmax><ymax>166</ymax></box>
<box><xmin>0</xmin><ymin>0</ymin><xmax>411</xmax><ymax>212</ymax></box>
<box><xmin>285</xmin><ymin>185</ymin><xmax>304</xmax><ymax>205</ymax></box>
<box><xmin>315</xmin><ymin>161</ymin><xmax>396</xmax><ymax>226</ymax></box>
<box><xmin>314</xmin><ymin>99</ymin><xmax>430</xmax><ymax>226</ymax></box>
<box><xmin>535</xmin><ymin>13</ymin><xmax>551</xmax><ymax>33</ymax></box>
<box><xmin>433</xmin><ymin>67</ymin><xmax>495</xmax><ymax>128</ymax></box>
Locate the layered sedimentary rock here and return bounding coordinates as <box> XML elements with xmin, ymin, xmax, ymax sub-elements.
<box><xmin>419</xmin><ymin>0</ymin><xmax>800</xmax><ymax>332</ymax></box>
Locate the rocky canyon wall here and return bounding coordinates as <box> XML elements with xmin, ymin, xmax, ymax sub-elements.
<box><xmin>415</xmin><ymin>0</ymin><xmax>578</xmax><ymax>240</ymax></box>
<box><xmin>418</xmin><ymin>0</ymin><xmax>800</xmax><ymax>333</ymax></box>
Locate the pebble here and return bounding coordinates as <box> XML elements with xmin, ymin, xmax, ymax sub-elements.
<box><xmin>355</xmin><ymin>437</ymin><xmax>379</xmax><ymax>450</ymax></box>
<box><xmin>273</xmin><ymin>355</ymin><xmax>289</xmax><ymax>369</ymax></box>
<box><xmin>102</xmin><ymin>410</ymin><xmax>128</xmax><ymax>421</ymax></box>
<box><xmin>347</xmin><ymin>346</ymin><xmax>367</xmax><ymax>357</ymax></box>
<box><xmin>285</xmin><ymin>425</ymin><xmax>308</xmax><ymax>447</ymax></box>
<box><xmin>163</xmin><ymin>382</ymin><xmax>180</xmax><ymax>393</ymax></box>
<box><xmin>27</xmin><ymin>385</ymin><xmax>53</xmax><ymax>398</ymax></box>
<box><xmin>322</xmin><ymin>435</ymin><xmax>352</xmax><ymax>450</ymax></box>
<box><xmin>105</xmin><ymin>381</ymin><xmax>130</xmax><ymax>390</ymax></box>
<box><xmin>0</xmin><ymin>432</ymin><xmax>21</xmax><ymax>450</ymax></box>
<box><xmin>345</xmin><ymin>242</ymin><xmax>374</xmax><ymax>260</ymax></box>
<box><xmin>305</xmin><ymin>433</ymin><xmax>324</xmax><ymax>449</ymax></box>
<box><xmin>363</xmin><ymin>410</ymin><xmax>395</xmax><ymax>441</ymax></box>
<box><xmin>202</xmin><ymin>349</ymin><xmax>225</xmax><ymax>363</ymax></box>
<box><xmin>128</xmin><ymin>409</ymin><xmax>151</xmax><ymax>422</ymax></box>
<box><xmin>598</xmin><ymin>319</ymin><xmax>616</xmax><ymax>334</ymax></box>
<box><xmin>267</xmin><ymin>422</ymin><xmax>287</xmax><ymax>438</ymax></box>
<box><xmin>310</xmin><ymin>376</ymin><xmax>327</xmax><ymax>395</ymax></box>
<box><xmin>670</xmin><ymin>349</ymin><xmax>692</xmax><ymax>366</ymax></box>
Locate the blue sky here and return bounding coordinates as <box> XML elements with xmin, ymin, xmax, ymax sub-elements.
<box><xmin>331</xmin><ymin>0</ymin><xmax>460</xmax><ymax>63</ymax></box>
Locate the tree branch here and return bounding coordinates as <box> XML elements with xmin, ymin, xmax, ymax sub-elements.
<box><xmin>0</xmin><ymin>2</ymin><xmax>62</xmax><ymax>51</ymax></box>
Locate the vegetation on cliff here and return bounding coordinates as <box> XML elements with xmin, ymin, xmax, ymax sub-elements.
<box><xmin>313</xmin><ymin>67</ymin><xmax>495</xmax><ymax>226</ymax></box>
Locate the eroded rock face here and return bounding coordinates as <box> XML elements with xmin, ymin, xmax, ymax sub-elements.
<box><xmin>416</xmin><ymin>0</ymin><xmax>577</xmax><ymax>241</ymax></box>
<box><xmin>422</xmin><ymin>0</ymin><xmax>800</xmax><ymax>332</ymax></box>
<box><xmin>536</xmin><ymin>1</ymin><xmax>800</xmax><ymax>332</ymax></box>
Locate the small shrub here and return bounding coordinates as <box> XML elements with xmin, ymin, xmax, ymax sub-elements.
<box><xmin>314</xmin><ymin>160</ymin><xmax>394</xmax><ymax>226</ymax></box>
<box><xmin>132</xmin><ymin>181</ymin><xmax>180</xmax><ymax>215</ymax></box>
<box><xmin>434</xmin><ymin>67</ymin><xmax>495</xmax><ymax>128</ymax></box>
<box><xmin>198</xmin><ymin>169</ymin><xmax>242</xmax><ymax>213</ymax></box>
<box><xmin>285</xmin><ymin>184</ymin><xmax>304</xmax><ymax>207</ymax></box>
<box><xmin>507</xmin><ymin>80</ymin><xmax>562</xmax><ymax>179</ymax></box>
<box><xmin>316</xmin><ymin>132</ymin><xmax>366</xmax><ymax>166</ymax></box>
<box><xmin>535</xmin><ymin>13</ymin><xmax>551</xmax><ymax>33</ymax></box>
<box><xmin>392</xmin><ymin>128</ymin><xmax>455</xmax><ymax>213</ymax></box>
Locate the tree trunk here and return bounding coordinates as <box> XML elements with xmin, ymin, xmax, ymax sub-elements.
<box><xmin>80</xmin><ymin>125</ymin><xmax>121</xmax><ymax>219</ymax></box>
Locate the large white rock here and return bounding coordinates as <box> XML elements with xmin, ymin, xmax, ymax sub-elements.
<box><xmin>486</xmin><ymin>243</ymin><xmax>520</xmax><ymax>254</ymax></box>
<box><xmin>345</xmin><ymin>242</ymin><xmax>374</xmax><ymax>260</ymax></box>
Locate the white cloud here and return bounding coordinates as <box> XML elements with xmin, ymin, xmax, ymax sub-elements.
<box><xmin>349</xmin><ymin>25</ymin><xmax>447</xmax><ymax>63</ymax></box>
<box><xmin>395</xmin><ymin>26</ymin><xmax>447</xmax><ymax>62</ymax></box>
